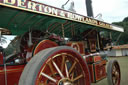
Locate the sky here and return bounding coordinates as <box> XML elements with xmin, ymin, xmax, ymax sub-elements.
<box><xmin>0</xmin><ymin>35</ymin><xmax>15</xmax><ymax>48</ymax></box>
<box><xmin>33</xmin><ymin>0</ymin><xmax>128</xmax><ymax>23</ymax></box>
<box><xmin>92</xmin><ymin>0</ymin><xmax>128</xmax><ymax>23</ymax></box>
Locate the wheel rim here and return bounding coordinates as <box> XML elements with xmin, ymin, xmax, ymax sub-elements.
<box><xmin>112</xmin><ymin>62</ymin><xmax>120</xmax><ymax>85</ymax></box>
<box><xmin>35</xmin><ymin>50</ymin><xmax>90</xmax><ymax>85</ymax></box>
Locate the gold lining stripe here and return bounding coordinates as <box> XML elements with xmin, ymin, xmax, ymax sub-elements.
<box><xmin>0</xmin><ymin>68</ymin><xmax>24</xmax><ymax>73</ymax></box>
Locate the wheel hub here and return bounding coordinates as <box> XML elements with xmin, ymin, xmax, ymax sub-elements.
<box><xmin>58</xmin><ymin>78</ymin><xmax>73</xmax><ymax>85</ymax></box>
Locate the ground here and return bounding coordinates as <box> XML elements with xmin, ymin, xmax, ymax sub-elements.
<box><xmin>91</xmin><ymin>56</ymin><xmax>128</xmax><ymax>85</ymax></box>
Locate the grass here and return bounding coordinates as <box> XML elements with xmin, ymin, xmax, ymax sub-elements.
<box><xmin>92</xmin><ymin>56</ymin><xmax>128</xmax><ymax>85</ymax></box>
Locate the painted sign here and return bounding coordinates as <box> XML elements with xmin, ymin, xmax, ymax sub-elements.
<box><xmin>0</xmin><ymin>0</ymin><xmax>124</xmax><ymax>32</ymax></box>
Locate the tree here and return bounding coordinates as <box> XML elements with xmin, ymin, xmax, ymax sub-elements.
<box><xmin>0</xmin><ymin>35</ymin><xmax>7</xmax><ymax>45</ymax></box>
<box><xmin>123</xmin><ymin>16</ymin><xmax>128</xmax><ymax>22</ymax></box>
<box><xmin>112</xmin><ymin>16</ymin><xmax>128</xmax><ymax>45</ymax></box>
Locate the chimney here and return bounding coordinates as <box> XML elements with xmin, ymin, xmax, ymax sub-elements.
<box><xmin>86</xmin><ymin>0</ymin><xmax>94</xmax><ymax>17</ymax></box>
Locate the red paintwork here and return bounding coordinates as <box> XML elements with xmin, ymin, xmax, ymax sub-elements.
<box><xmin>0</xmin><ymin>64</ymin><xmax>25</xmax><ymax>85</ymax></box>
<box><xmin>88</xmin><ymin>64</ymin><xmax>94</xmax><ymax>82</ymax></box>
<box><xmin>66</xmin><ymin>41</ymin><xmax>85</xmax><ymax>55</ymax></box>
<box><xmin>0</xmin><ymin>53</ymin><xmax>3</xmax><ymax>65</ymax></box>
<box><xmin>94</xmin><ymin>61</ymin><xmax>106</xmax><ymax>81</ymax></box>
<box><xmin>86</xmin><ymin>56</ymin><xmax>102</xmax><ymax>63</ymax></box>
<box><xmin>88</xmin><ymin>39</ymin><xmax>97</xmax><ymax>52</ymax></box>
<box><xmin>87</xmin><ymin>60</ymin><xmax>107</xmax><ymax>83</ymax></box>
<box><xmin>33</xmin><ymin>40</ymin><xmax>58</xmax><ymax>56</ymax></box>
<box><xmin>0</xmin><ymin>39</ymin><xmax>107</xmax><ymax>85</ymax></box>
<box><xmin>0</xmin><ymin>66</ymin><xmax>5</xmax><ymax>85</ymax></box>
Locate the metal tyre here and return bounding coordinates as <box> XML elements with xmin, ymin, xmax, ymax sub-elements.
<box><xmin>107</xmin><ymin>60</ymin><xmax>121</xmax><ymax>85</ymax></box>
<box><xmin>19</xmin><ymin>46</ymin><xmax>91</xmax><ymax>85</ymax></box>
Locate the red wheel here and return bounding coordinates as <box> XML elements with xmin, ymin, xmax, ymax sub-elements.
<box><xmin>19</xmin><ymin>46</ymin><xmax>91</xmax><ymax>85</ymax></box>
<box><xmin>107</xmin><ymin>60</ymin><xmax>121</xmax><ymax>85</ymax></box>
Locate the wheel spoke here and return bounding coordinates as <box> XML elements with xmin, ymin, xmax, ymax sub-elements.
<box><xmin>52</xmin><ymin>61</ymin><xmax>64</xmax><ymax>78</ymax></box>
<box><xmin>112</xmin><ymin>66</ymin><xmax>116</xmax><ymax>73</ymax></box>
<box><xmin>65</xmin><ymin>63</ymin><xmax>69</xmax><ymax>78</ymax></box>
<box><xmin>48</xmin><ymin>62</ymin><xmax>54</xmax><ymax>75</ymax></box>
<box><xmin>112</xmin><ymin>76</ymin><xmax>116</xmax><ymax>80</ymax></box>
<box><xmin>71</xmin><ymin>72</ymin><xmax>74</xmax><ymax>80</ymax></box>
<box><xmin>113</xmin><ymin>78</ymin><xmax>116</xmax><ymax>84</ymax></box>
<box><xmin>115</xmin><ymin>77</ymin><xmax>119</xmax><ymax>84</ymax></box>
<box><xmin>41</xmin><ymin>72</ymin><xmax>57</xmax><ymax>83</ymax></box>
<box><xmin>112</xmin><ymin>75</ymin><xmax>117</xmax><ymax>84</ymax></box>
<box><xmin>72</xmin><ymin>74</ymin><xmax>83</xmax><ymax>82</ymax></box>
<box><xmin>115</xmin><ymin>71</ymin><xmax>120</xmax><ymax>79</ymax></box>
<box><xmin>61</xmin><ymin>54</ymin><xmax>66</xmax><ymax>72</ymax></box>
<box><xmin>69</xmin><ymin>61</ymin><xmax>77</xmax><ymax>74</ymax></box>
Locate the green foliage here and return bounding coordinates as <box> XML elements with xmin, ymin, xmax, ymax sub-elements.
<box><xmin>123</xmin><ymin>16</ymin><xmax>128</xmax><ymax>22</ymax></box>
<box><xmin>112</xmin><ymin>16</ymin><xmax>128</xmax><ymax>45</ymax></box>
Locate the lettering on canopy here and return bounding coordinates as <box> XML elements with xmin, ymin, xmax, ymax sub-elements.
<box><xmin>0</xmin><ymin>0</ymin><xmax>112</xmax><ymax>29</ymax></box>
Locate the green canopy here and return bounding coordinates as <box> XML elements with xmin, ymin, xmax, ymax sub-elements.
<box><xmin>0</xmin><ymin>0</ymin><xmax>124</xmax><ymax>38</ymax></box>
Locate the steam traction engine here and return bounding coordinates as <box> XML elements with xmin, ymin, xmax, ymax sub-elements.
<box><xmin>0</xmin><ymin>0</ymin><xmax>123</xmax><ymax>85</ymax></box>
